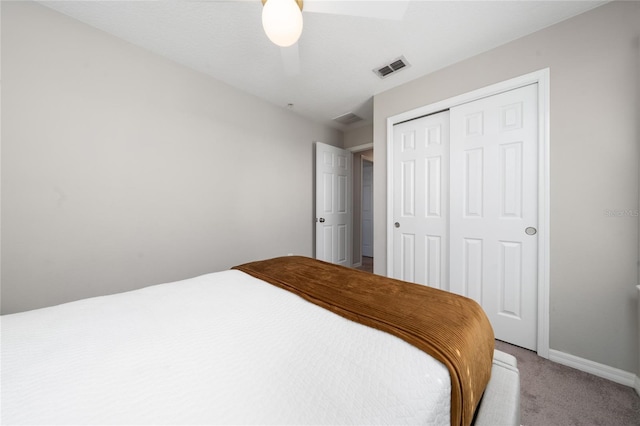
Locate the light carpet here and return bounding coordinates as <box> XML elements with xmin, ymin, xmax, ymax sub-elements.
<box><xmin>495</xmin><ymin>340</ymin><xmax>640</xmax><ymax>425</ymax></box>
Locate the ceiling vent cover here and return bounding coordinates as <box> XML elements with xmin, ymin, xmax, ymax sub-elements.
<box><xmin>373</xmin><ymin>56</ymin><xmax>411</xmax><ymax>79</ymax></box>
<box><xmin>333</xmin><ymin>112</ymin><xmax>364</xmax><ymax>126</ymax></box>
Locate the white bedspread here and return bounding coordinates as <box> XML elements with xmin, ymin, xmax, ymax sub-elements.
<box><xmin>1</xmin><ymin>270</ymin><xmax>450</xmax><ymax>425</ymax></box>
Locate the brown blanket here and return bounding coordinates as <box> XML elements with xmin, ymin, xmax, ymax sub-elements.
<box><xmin>233</xmin><ymin>256</ymin><xmax>494</xmax><ymax>426</ymax></box>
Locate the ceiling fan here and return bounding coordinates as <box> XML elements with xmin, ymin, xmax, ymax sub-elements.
<box><xmin>261</xmin><ymin>0</ymin><xmax>304</xmax><ymax>47</ymax></box>
<box><xmin>260</xmin><ymin>0</ymin><xmax>411</xmax><ymax>74</ymax></box>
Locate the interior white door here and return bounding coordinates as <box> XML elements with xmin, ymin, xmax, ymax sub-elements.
<box><xmin>362</xmin><ymin>160</ymin><xmax>374</xmax><ymax>258</ymax></box>
<box><xmin>449</xmin><ymin>84</ymin><xmax>538</xmax><ymax>350</ymax></box>
<box><xmin>391</xmin><ymin>111</ymin><xmax>449</xmax><ymax>290</ymax></box>
<box><xmin>315</xmin><ymin>142</ymin><xmax>352</xmax><ymax>267</ymax></box>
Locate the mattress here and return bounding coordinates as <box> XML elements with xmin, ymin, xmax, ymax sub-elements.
<box><xmin>1</xmin><ymin>269</ymin><xmax>451</xmax><ymax>425</ymax></box>
<box><xmin>234</xmin><ymin>256</ymin><xmax>494</xmax><ymax>425</ymax></box>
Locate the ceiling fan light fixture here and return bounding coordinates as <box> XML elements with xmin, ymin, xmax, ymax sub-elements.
<box><xmin>262</xmin><ymin>0</ymin><xmax>304</xmax><ymax>47</ymax></box>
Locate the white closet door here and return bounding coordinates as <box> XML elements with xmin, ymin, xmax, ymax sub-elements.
<box><xmin>449</xmin><ymin>84</ymin><xmax>538</xmax><ymax>350</ymax></box>
<box><xmin>392</xmin><ymin>111</ymin><xmax>449</xmax><ymax>290</ymax></box>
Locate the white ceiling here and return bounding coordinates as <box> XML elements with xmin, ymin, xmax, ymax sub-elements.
<box><xmin>39</xmin><ymin>0</ymin><xmax>607</xmax><ymax>130</ymax></box>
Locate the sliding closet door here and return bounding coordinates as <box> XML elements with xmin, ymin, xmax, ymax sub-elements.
<box><xmin>449</xmin><ymin>84</ymin><xmax>538</xmax><ymax>350</ymax></box>
<box><xmin>391</xmin><ymin>111</ymin><xmax>449</xmax><ymax>290</ymax></box>
<box><xmin>390</xmin><ymin>83</ymin><xmax>540</xmax><ymax>350</ymax></box>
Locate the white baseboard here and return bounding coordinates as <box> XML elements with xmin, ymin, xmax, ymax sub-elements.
<box><xmin>549</xmin><ymin>349</ymin><xmax>638</xmax><ymax>389</ymax></box>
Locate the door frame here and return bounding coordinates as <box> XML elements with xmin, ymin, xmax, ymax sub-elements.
<box><xmin>385</xmin><ymin>69</ymin><xmax>550</xmax><ymax>359</ymax></box>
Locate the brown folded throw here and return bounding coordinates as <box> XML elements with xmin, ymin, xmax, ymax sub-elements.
<box><xmin>233</xmin><ymin>256</ymin><xmax>494</xmax><ymax>426</ymax></box>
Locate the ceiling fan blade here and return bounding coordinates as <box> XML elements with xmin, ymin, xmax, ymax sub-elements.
<box><xmin>303</xmin><ymin>0</ymin><xmax>410</xmax><ymax>21</ymax></box>
<box><xmin>281</xmin><ymin>43</ymin><xmax>301</xmax><ymax>75</ymax></box>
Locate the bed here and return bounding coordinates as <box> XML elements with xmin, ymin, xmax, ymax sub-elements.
<box><xmin>1</xmin><ymin>256</ymin><xmax>519</xmax><ymax>425</ymax></box>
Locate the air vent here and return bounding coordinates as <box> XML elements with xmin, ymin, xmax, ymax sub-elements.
<box><xmin>373</xmin><ymin>56</ymin><xmax>411</xmax><ymax>79</ymax></box>
<box><xmin>333</xmin><ymin>112</ymin><xmax>364</xmax><ymax>126</ymax></box>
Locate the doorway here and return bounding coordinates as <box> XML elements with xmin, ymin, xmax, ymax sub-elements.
<box><xmin>362</xmin><ymin>158</ymin><xmax>374</xmax><ymax>258</ymax></box>
<box><xmin>348</xmin><ymin>146</ymin><xmax>374</xmax><ymax>272</ymax></box>
<box><xmin>361</xmin><ymin>158</ymin><xmax>374</xmax><ymax>272</ymax></box>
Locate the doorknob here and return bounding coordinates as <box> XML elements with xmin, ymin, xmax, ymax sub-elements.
<box><xmin>319</xmin><ymin>218</ymin><xmax>325</xmax><ymax>223</ymax></box>
<box><xmin>525</xmin><ymin>227</ymin><xmax>537</xmax><ymax>235</ymax></box>
<box><xmin>394</xmin><ymin>222</ymin><xmax>400</xmax><ymax>228</ymax></box>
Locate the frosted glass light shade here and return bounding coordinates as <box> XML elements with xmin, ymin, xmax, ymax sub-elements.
<box><xmin>262</xmin><ymin>0</ymin><xmax>303</xmax><ymax>47</ymax></box>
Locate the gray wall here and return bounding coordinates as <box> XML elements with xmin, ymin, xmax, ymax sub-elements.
<box><xmin>373</xmin><ymin>1</ymin><xmax>640</xmax><ymax>373</ymax></box>
<box><xmin>344</xmin><ymin>125</ymin><xmax>373</xmax><ymax>150</ymax></box>
<box><xmin>1</xmin><ymin>2</ymin><xmax>342</xmax><ymax>314</ymax></box>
